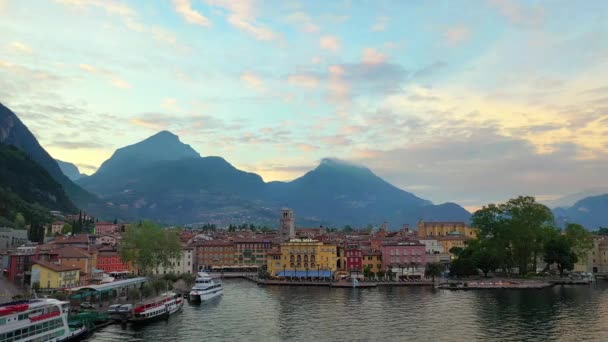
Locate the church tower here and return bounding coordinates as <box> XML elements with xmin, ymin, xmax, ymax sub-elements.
<box><xmin>279</xmin><ymin>208</ymin><xmax>295</xmax><ymax>241</ymax></box>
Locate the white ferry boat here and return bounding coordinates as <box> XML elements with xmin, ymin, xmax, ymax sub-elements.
<box><xmin>128</xmin><ymin>291</ymin><xmax>183</xmax><ymax>325</ymax></box>
<box><xmin>189</xmin><ymin>272</ymin><xmax>223</xmax><ymax>302</ymax></box>
<box><xmin>0</xmin><ymin>298</ymin><xmax>88</xmax><ymax>342</ymax></box>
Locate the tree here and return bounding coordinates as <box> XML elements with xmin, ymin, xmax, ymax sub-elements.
<box><xmin>544</xmin><ymin>234</ymin><xmax>578</xmax><ymax>277</ymax></box>
<box><xmin>597</xmin><ymin>228</ymin><xmax>608</xmax><ymax>236</ymax></box>
<box><xmin>61</xmin><ymin>223</ymin><xmax>73</xmax><ymax>235</ymax></box>
<box><xmin>119</xmin><ymin>221</ymin><xmax>183</xmax><ymax>275</ymax></box>
<box><xmin>343</xmin><ymin>225</ymin><xmax>353</xmax><ymax>232</ymax></box>
<box><xmin>564</xmin><ymin>223</ymin><xmax>593</xmax><ymax>260</ymax></box>
<box><xmin>424</xmin><ymin>262</ymin><xmax>443</xmax><ymax>282</ymax></box>
<box><xmin>14</xmin><ymin>213</ymin><xmax>25</xmax><ymax>229</ymax></box>
<box><xmin>471</xmin><ymin>196</ymin><xmax>554</xmax><ymax>276</ymax></box>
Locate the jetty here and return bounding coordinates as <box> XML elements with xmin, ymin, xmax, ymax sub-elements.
<box><xmin>437</xmin><ymin>280</ymin><xmax>552</xmax><ymax>290</ymax></box>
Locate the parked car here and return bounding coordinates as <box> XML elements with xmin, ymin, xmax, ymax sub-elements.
<box><xmin>80</xmin><ymin>302</ymin><xmax>94</xmax><ymax>309</ymax></box>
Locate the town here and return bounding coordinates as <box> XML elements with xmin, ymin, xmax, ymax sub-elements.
<box><xmin>1</xmin><ymin>205</ymin><xmax>604</xmax><ymax>297</ymax></box>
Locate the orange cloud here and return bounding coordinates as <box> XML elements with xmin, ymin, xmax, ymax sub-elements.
<box><xmin>172</xmin><ymin>0</ymin><xmax>211</xmax><ymax>27</ymax></box>
<box><xmin>320</xmin><ymin>35</ymin><xmax>340</xmax><ymax>51</ymax></box>
<box><xmin>287</xmin><ymin>74</ymin><xmax>319</xmax><ymax>88</ymax></box>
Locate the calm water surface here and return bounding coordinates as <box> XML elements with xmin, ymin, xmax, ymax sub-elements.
<box><xmin>89</xmin><ymin>279</ymin><xmax>608</xmax><ymax>341</ymax></box>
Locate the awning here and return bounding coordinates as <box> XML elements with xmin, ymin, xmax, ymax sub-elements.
<box><xmin>276</xmin><ymin>270</ymin><xmax>332</xmax><ymax>278</ymax></box>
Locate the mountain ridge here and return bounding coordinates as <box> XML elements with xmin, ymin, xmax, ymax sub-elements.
<box><xmin>77</xmin><ymin>131</ymin><xmax>471</xmax><ymax>227</ymax></box>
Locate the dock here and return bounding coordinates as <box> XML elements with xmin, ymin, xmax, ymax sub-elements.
<box><xmin>437</xmin><ymin>281</ymin><xmax>552</xmax><ymax>290</ymax></box>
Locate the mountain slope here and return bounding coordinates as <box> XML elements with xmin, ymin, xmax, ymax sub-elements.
<box><xmin>265</xmin><ymin>158</ymin><xmax>469</xmax><ymax>226</ymax></box>
<box><xmin>56</xmin><ymin>159</ymin><xmax>86</xmax><ymax>181</ymax></box>
<box><xmin>0</xmin><ymin>103</ymin><xmax>97</xmax><ymax>207</ymax></box>
<box><xmin>0</xmin><ymin>144</ymin><xmax>77</xmax><ymax>224</ymax></box>
<box><xmin>79</xmin><ymin>135</ymin><xmax>471</xmax><ymax>227</ymax></box>
<box><xmin>554</xmin><ymin>194</ymin><xmax>608</xmax><ymax>229</ymax></box>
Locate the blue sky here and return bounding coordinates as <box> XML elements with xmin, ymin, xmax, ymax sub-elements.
<box><xmin>1</xmin><ymin>0</ymin><xmax>607</xmax><ymax>210</ymax></box>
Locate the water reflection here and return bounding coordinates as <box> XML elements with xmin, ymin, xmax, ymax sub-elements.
<box><xmin>89</xmin><ymin>280</ymin><xmax>608</xmax><ymax>342</ymax></box>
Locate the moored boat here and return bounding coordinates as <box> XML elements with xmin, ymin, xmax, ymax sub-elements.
<box><xmin>189</xmin><ymin>272</ymin><xmax>223</xmax><ymax>302</ymax></box>
<box><xmin>0</xmin><ymin>298</ymin><xmax>88</xmax><ymax>342</ymax></box>
<box><xmin>128</xmin><ymin>291</ymin><xmax>183</xmax><ymax>325</ymax></box>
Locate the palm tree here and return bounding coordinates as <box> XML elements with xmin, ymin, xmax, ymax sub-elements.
<box><xmin>425</xmin><ymin>262</ymin><xmax>443</xmax><ymax>283</ymax></box>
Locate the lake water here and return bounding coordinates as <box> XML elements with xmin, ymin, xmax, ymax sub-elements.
<box><xmin>89</xmin><ymin>279</ymin><xmax>608</xmax><ymax>341</ymax></box>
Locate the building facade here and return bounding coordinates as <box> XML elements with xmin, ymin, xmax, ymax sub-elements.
<box><xmin>233</xmin><ymin>240</ymin><xmax>272</xmax><ymax>267</ymax></box>
<box><xmin>196</xmin><ymin>241</ymin><xmax>235</xmax><ymax>270</ymax></box>
<box><xmin>361</xmin><ymin>249</ymin><xmax>383</xmax><ymax>274</ymax></box>
<box><xmin>417</xmin><ymin>221</ymin><xmax>477</xmax><ymax>238</ymax></box>
<box><xmin>31</xmin><ymin>260</ymin><xmax>80</xmax><ymax>289</ymax></box>
<box><xmin>381</xmin><ymin>242</ymin><xmax>427</xmax><ymax>271</ymax></box>
<box><xmin>97</xmin><ymin>247</ymin><xmax>132</xmax><ymax>273</ymax></box>
<box><xmin>266</xmin><ymin>238</ymin><xmax>338</xmax><ymax>276</ymax></box>
<box><xmin>344</xmin><ymin>243</ymin><xmax>362</xmax><ymax>273</ymax></box>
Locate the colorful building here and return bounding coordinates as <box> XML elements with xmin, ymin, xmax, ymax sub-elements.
<box><xmin>196</xmin><ymin>241</ymin><xmax>235</xmax><ymax>270</ymax></box>
<box><xmin>97</xmin><ymin>247</ymin><xmax>131</xmax><ymax>273</ymax></box>
<box><xmin>344</xmin><ymin>243</ymin><xmax>362</xmax><ymax>273</ymax></box>
<box><xmin>266</xmin><ymin>238</ymin><xmax>338</xmax><ymax>276</ymax></box>
<box><xmin>233</xmin><ymin>239</ymin><xmax>272</xmax><ymax>267</ymax></box>
<box><xmin>417</xmin><ymin>221</ymin><xmax>477</xmax><ymax>238</ymax></box>
<box><xmin>381</xmin><ymin>241</ymin><xmax>427</xmax><ymax>271</ymax></box>
<box><xmin>361</xmin><ymin>249</ymin><xmax>383</xmax><ymax>274</ymax></box>
<box><xmin>31</xmin><ymin>260</ymin><xmax>80</xmax><ymax>289</ymax></box>
<box><xmin>55</xmin><ymin>246</ymin><xmax>94</xmax><ymax>280</ymax></box>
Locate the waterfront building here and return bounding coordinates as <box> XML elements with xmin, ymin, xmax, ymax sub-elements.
<box><xmin>361</xmin><ymin>249</ymin><xmax>382</xmax><ymax>274</ymax></box>
<box><xmin>381</xmin><ymin>241</ymin><xmax>427</xmax><ymax>273</ymax></box>
<box><xmin>417</xmin><ymin>221</ymin><xmax>477</xmax><ymax>238</ymax></box>
<box><xmin>279</xmin><ymin>208</ymin><xmax>295</xmax><ymax>242</ymax></box>
<box><xmin>233</xmin><ymin>239</ymin><xmax>272</xmax><ymax>267</ymax></box>
<box><xmin>0</xmin><ymin>227</ymin><xmax>29</xmax><ymax>249</ymax></box>
<box><xmin>150</xmin><ymin>247</ymin><xmax>195</xmax><ymax>275</ymax></box>
<box><xmin>266</xmin><ymin>238</ymin><xmax>338</xmax><ymax>276</ymax></box>
<box><xmin>31</xmin><ymin>260</ymin><xmax>80</xmax><ymax>289</ymax></box>
<box><xmin>196</xmin><ymin>241</ymin><xmax>235</xmax><ymax>270</ymax></box>
<box><xmin>344</xmin><ymin>242</ymin><xmax>362</xmax><ymax>274</ymax></box>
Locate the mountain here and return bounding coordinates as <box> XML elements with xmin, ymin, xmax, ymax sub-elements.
<box><xmin>542</xmin><ymin>188</ymin><xmax>608</xmax><ymax>208</ymax></box>
<box><xmin>78</xmin><ymin>133</ymin><xmax>471</xmax><ymax>227</ymax></box>
<box><xmin>554</xmin><ymin>194</ymin><xmax>608</xmax><ymax>229</ymax></box>
<box><xmin>0</xmin><ymin>103</ymin><xmax>97</xmax><ymax>207</ymax></box>
<box><xmin>265</xmin><ymin>159</ymin><xmax>469</xmax><ymax>226</ymax></box>
<box><xmin>56</xmin><ymin>159</ymin><xmax>86</xmax><ymax>181</ymax></box>
<box><xmin>0</xmin><ymin>144</ymin><xmax>77</xmax><ymax>225</ymax></box>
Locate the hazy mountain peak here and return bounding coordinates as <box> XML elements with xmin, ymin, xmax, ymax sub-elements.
<box><xmin>56</xmin><ymin>159</ymin><xmax>86</xmax><ymax>181</ymax></box>
<box><xmin>95</xmin><ymin>130</ymin><xmax>200</xmax><ymax>175</ymax></box>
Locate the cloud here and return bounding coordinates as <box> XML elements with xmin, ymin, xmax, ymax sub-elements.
<box><xmin>295</xmin><ymin>143</ymin><xmax>319</xmax><ymax>152</ymax></box>
<box><xmin>9</xmin><ymin>41</ymin><xmax>33</xmax><ymax>54</ymax></box>
<box><xmin>489</xmin><ymin>0</ymin><xmax>545</xmax><ymax>28</ymax></box>
<box><xmin>172</xmin><ymin>0</ymin><xmax>211</xmax><ymax>27</ymax></box>
<box><xmin>371</xmin><ymin>16</ymin><xmax>389</xmax><ymax>32</ymax></box>
<box><xmin>240</xmin><ymin>71</ymin><xmax>264</xmax><ymax>91</ymax></box>
<box><xmin>129</xmin><ymin>112</ymin><xmax>231</xmax><ymax>134</ymax></box>
<box><xmin>78</xmin><ymin>63</ymin><xmax>131</xmax><ymax>89</ymax></box>
<box><xmin>48</xmin><ymin>140</ymin><xmax>106</xmax><ymax>149</ymax></box>
<box><xmin>444</xmin><ymin>26</ymin><xmax>470</xmax><ymax>46</ymax></box>
<box><xmin>361</xmin><ymin>48</ymin><xmax>386</xmax><ymax>65</ymax></box>
<box><xmin>287</xmin><ymin>74</ymin><xmax>319</xmax><ymax>88</ymax></box>
<box><xmin>111</xmin><ymin>78</ymin><xmax>131</xmax><ymax>89</ymax></box>
<box><xmin>286</xmin><ymin>11</ymin><xmax>319</xmax><ymax>33</ymax></box>
<box><xmin>320</xmin><ymin>35</ymin><xmax>340</xmax><ymax>51</ymax></box>
<box><xmin>54</xmin><ymin>0</ymin><xmax>179</xmax><ymax>46</ymax></box>
<box><xmin>204</xmin><ymin>0</ymin><xmax>280</xmax><ymax>41</ymax></box>
<box><xmin>411</xmin><ymin>61</ymin><xmax>447</xmax><ymax>79</ymax></box>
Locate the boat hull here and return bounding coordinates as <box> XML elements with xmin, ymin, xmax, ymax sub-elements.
<box><xmin>128</xmin><ymin>311</ymin><xmax>169</xmax><ymax>325</ymax></box>
<box><xmin>189</xmin><ymin>288</ymin><xmax>223</xmax><ymax>302</ymax></box>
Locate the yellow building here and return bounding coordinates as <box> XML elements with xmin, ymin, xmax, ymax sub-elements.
<box><xmin>266</xmin><ymin>238</ymin><xmax>338</xmax><ymax>276</ymax></box>
<box><xmin>437</xmin><ymin>233</ymin><xmax>471</xmax><ymax>256</ymax></box>
<box><xmin>361</xmin><ymin>249</ymin><xmax>383</xmax><ymax>274</ymax></box>
<box><xmin>417</xmin><ymin>221</ymin><xmax>478</xmax><ymax>238</ymax></box>
<box><xmin>31</xmin><ymin>260</ymin><xmax>80</xmax><ymax>289</ymax></box>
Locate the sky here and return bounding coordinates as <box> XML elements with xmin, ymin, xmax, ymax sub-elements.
<box><xmin>1</xmin><ymin>0</ymin><xmax>607</xmax><ymax>211</ymax></box>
